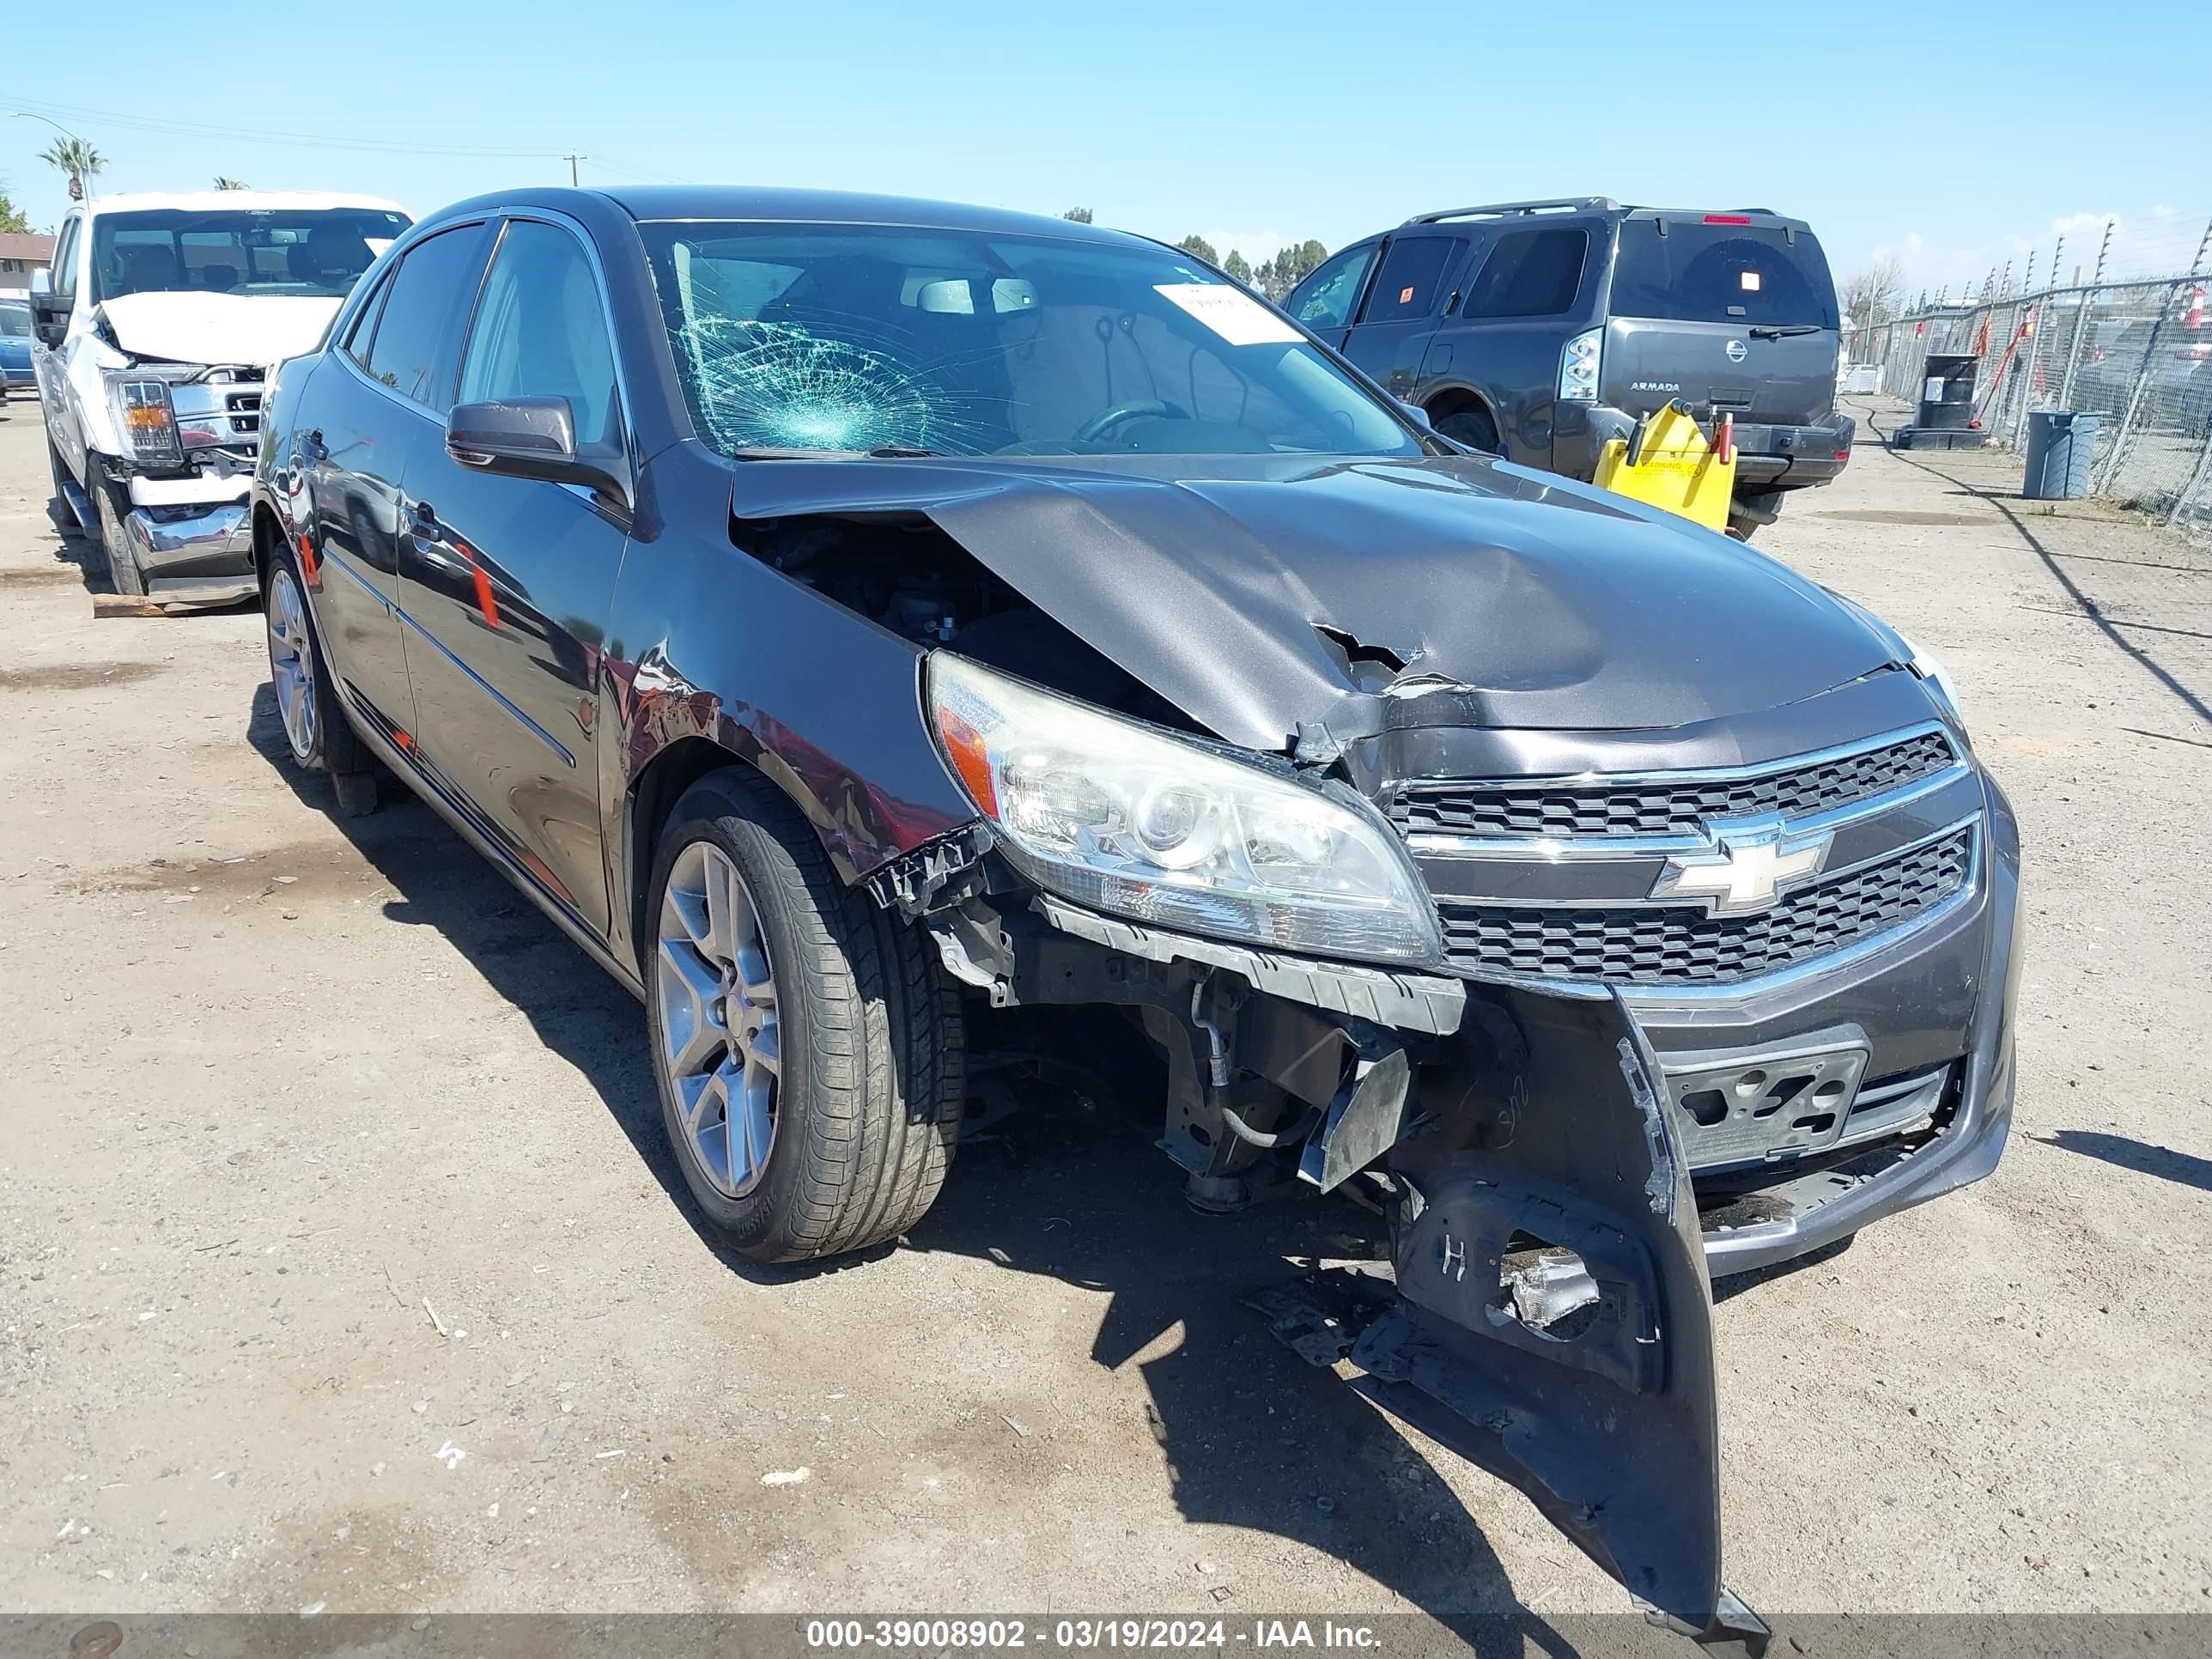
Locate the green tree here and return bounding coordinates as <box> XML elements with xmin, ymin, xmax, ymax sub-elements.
<box><xmin>1223</xmin><ymin>249</ymin><xmax>1252</xmax><ymax>284</ymax></box>
<box><xmin>213</xmin><ymin>176</ymin><xmax>250</xmax><ymax>191</ymax></box>
<box><xmin>1062</xmin><ymin>206</ymin><xmax>1094</xmax><ymax>224</ymax></box>
<box><xmin>1252</xmin><ymin>239</ymin><xmax>1330</xmax><ymax>302</ymax></box>
<box><xmin>39</xmin><ymin>138</ymin><xmax>104</xmax><ymax>201</ymax></box>
<box><xmin>0</xmin><ymin>191</ymin><xmax>30</xmax><ymax>234</ymax></box>
<box><xmin>1174</xmin><ymin>233</ymin><xmax>1218</xmax><ymax>264</ymax></box>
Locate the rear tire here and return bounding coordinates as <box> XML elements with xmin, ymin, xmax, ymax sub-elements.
<box><xmin>91</xmin><ymin>466</ymin><xmax>145</xmax><ymax>597</ymax></box>
<box><xmin>645</xmin><ymin>768</ymin><xmax>964</xmax><ymax>1264</ymax></box>
<box><xmin>264</xmin><ymin>542</ymin><xmax>376</xmax><ymax>805</ymax></box>
<box><xmin>1436</xmin><ymin>407</ymin><xmax>1503</xmax><ymax>456</ymax></box>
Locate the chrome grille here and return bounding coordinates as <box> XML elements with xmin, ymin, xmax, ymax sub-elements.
<box><xmin>1390</xmin><ymin>730</ymin><xmax>1957</xmax><ymax>838</ymax></box>
<box><xmin>1437</xmin><ymin>828</ymin><xmax>1972</xmax><ymax>985</ymax></box>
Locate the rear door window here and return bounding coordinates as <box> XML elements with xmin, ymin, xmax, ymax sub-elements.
<box><xmin>344</xmin><ymin>270</ymin><xmax>392</xmax><ymax>368</ymax></box>
<box><xmin>1462</xmin><ymin>228</ymin><xmax>1590</xmax><ymax>319</ymax></box>
<box><xmin>361</xmin><ymin>226</ymin><xmax>488</xmax><ymax>410</ymax></box>
<box><xmin>1608</xmin><ymin>221</ymin><xmax>1838</xmax><ymax>328</ymax></box>
<box><xmin>1356</xmin><ymin>236</ymin><xmax>1463</xmax><ymax>324</ymax></box>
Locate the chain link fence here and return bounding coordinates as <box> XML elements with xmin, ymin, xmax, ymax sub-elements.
<box><xmin>1852</xmin><ymin>264</ymin><xmax>2212</xmax><ymax>536</ymax></box>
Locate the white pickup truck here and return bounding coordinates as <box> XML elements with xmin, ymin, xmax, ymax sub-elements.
<box><xmin>28</xmin><ymin>190</ymin><xmax>410</xmax><ymax>603</ymax></box>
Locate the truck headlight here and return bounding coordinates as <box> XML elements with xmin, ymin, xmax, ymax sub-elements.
<box><xmin>1558</xmin><ymin>327</ymin><xmax>1601</xmax><ymax>402</ymax></box>
<box><xmin>108</xmin><ymin>375</ymin><xmax>183</xmax><ymax>467</ymax></box>
<box><xmin>928</xmin><ymin>653</ymin><xmax>1441</xmax><ymax>967</ymax></box>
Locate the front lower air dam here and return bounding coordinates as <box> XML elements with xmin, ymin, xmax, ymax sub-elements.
<box><xmin>1310</xmin><ymin>985</ymin><xmax>1766</xmax><ymax>1649</ymax></box>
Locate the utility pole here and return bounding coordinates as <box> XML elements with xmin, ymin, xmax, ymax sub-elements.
<box><xmin>563</xmin><ymin>153</ymin><xmax>585</xmax><ymax>186</ymax></box>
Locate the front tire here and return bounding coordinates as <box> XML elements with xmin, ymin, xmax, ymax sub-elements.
<box><xmin>264</xmin><ymin>544</ymin><xmax>377</xmax><ymax>812</ymax></box>
<box><xmin>91</xmin><ymin>467</ymin><xmax>145</xmax><ymax>597</ymax></box>
<box><xmin>646</xmin><ymin>769</ymin><xmax>964</xmax><ymax>1264</ymax></box>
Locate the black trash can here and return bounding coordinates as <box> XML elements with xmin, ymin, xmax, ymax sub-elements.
<box><xmin>2022</xmin><ymin>410</ymin><xmax>2102</xmax><ymax>500</ymax></box>
<box><xmin>1917</xmin><ymin>354</ymin><xmax>1978</xmax><ymax>430</ymax></box>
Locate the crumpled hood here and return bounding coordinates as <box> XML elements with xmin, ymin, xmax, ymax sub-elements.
<box><xmin>98</xmin><ymin>291</ymin><xmax>343</xmax><ymax>368</ymax></box>
<box><xmin>732</xmin><ymin>451</ymin><xmax>1900</xmax><ymax>750</ymax></box>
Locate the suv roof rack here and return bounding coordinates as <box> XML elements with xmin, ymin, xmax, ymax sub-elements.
<box><xmin>1403</xmin><ymin>197</ymin><xmax>1620</xmax><ymax>225</ymax></box>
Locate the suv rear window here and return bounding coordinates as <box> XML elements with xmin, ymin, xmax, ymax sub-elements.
<box><xmin>1462</xmin><ymin>228</ymin><xmax>1589</xmax><ymax>319</ymax></box>
<box><xmin>1609</xmin><ymin>220</ymin><xmax>1838</xmax><ymax>328</ymax></box>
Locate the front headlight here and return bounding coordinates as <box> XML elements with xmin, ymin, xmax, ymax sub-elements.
<box><xmin>928</xmin><ymin>653</ymin><xmax>1441</xmax><ymax>966</ymax></box>
<box><xmin>105</xmin><ymin>372</ymin><xmax>183</xmax><ymax>468</ymax></box>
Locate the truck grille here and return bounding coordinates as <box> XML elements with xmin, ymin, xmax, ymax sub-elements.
<box><xmin>225</xmin><ymin>387</ymin><xmax>263</xmax><ymax>438</ymax></box>
<box><xmin>1390</xmin><ymin>729</ymin><xmax>1957</xmax><ymax>839</ymax></box>
<box><xmin>1437</xmin><ymin>827</ymin><xmax>1972</xmax><ymax>985</ymax></box>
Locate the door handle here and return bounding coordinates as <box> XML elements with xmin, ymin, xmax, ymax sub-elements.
<box><xmin>299</xmin><ymin>428</ymin><xmax>327</xmax><ymax>462</ymax></box>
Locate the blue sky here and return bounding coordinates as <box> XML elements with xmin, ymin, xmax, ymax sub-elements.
<box><xmin>8</xmin><ymin>0</ymin><xmax>2208</xmax><ymax>295</ymax></box>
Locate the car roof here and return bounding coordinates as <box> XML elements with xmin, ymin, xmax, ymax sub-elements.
<box><xmin>428</xmin><ymin>185</ymin><xmax>1150</xmax><ymax>248</ymax></box>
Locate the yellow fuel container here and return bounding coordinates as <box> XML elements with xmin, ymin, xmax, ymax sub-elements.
<box><xmin>1592</xmin><ymin>402</ymin><xmax>1738</xmax><ymax>533</ymax></box>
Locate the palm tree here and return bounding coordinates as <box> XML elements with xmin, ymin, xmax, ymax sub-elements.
<box><xmin>40</xmin><ymin>138</ymin><xmax>104</xmax><ymax>201</ymax></box>
<box><xmin>213</xmin><ymin>176</ymin><xmax>249</xmax><ymax>191</ymax></box>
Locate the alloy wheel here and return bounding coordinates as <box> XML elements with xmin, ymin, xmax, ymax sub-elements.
<box><xmin>266</xmin><ymin>566</ymin><xmax>317</xmax><ymax>761</ymax></box>
<box><xmin>656</xmin><ymin>841</ymin><xmax>781</xmax><ymax>1199</ymax></box>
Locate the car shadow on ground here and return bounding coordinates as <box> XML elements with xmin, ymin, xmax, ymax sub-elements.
<box><xmin>2036</xmin><ymin>1128</ymin><xmax>2212</xmax><ymax>1194</ymax></box>
<box><xmin>245</xmin><ymin>683</ymin><xmax>1585</xmax><ymax>1650</ymax></box>
<box><xmin>907</xmin><ymin>1096</ymin><xmax>1588</xmax><ymax>1646</ymax></box>
<box><xmin>28</xmin><ymin>502</ymin><xmax>111</xmax><ymax>592</ymax></box>
<box><xmin>1851</xmin><ymin>400</ymin><xmax>2212</xmax><ymax>727</ymax></box>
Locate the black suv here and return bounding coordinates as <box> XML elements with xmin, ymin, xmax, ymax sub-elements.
<box><xmin>1287</xmin><ymin>198</ymin><xmax>1854</xmax><ymax>536</ymax></box>
<box><xmin>251</xmin><ymin>186</ymin><xmax>2017</xmax><ymax>1642</ymax></box>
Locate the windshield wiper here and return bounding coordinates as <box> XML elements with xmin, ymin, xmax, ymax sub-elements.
<box><xmin>1748</xmin><ymin>324</ymin><xmax>1823</xmax><ymax>340</ymax></box>
<box><xmin>866</xmin><ymin>446</ymin><xmax>939</xmax><ymax>458</ymax></box>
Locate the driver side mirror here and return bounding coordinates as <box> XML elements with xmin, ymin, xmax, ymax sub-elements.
<box><xmin>27</xmin><ymin>271</ymin><xmax>70</xmax><ymax>349</ymax></box>
<box><xmin>447</xmin><ymin>397</ymin><xmax>629</xmax><ymax>507</ymax></box>
<box><xmin>1398</xmin><ymin>399</ymin><xmax>1433</xmax><ymax>431</ymax></box>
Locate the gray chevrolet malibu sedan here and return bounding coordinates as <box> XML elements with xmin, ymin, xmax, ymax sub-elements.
<box><xmin>248</xmin><ymin>185</ymin><xmax>2020</xmax><ymax>1642</ymax></box>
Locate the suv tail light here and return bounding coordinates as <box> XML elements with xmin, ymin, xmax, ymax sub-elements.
<box><xmin>1559</xmin><ymin>327</ymin><xmax>1601</xmax><ymax>402</ymax></box>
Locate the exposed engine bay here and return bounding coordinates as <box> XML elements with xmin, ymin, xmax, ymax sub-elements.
<box><xmin>732</xmin><ymin>511</ymin><xmax>1197</xmax><ymax>728</ymax></box>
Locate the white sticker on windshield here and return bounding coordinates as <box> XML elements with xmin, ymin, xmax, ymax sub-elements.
<box><xmin>1154</xmin><ymin>283</ymin><xmax>1300</xmax><ymax>346</ymax></box>
<box><xmin>1739</xmin><ymin>270</ymin><xmax>1763</xmax><ymax>292</ymax></box>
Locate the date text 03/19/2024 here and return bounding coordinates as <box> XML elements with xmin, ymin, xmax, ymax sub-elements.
<box><xmin>803</xmin><ymin>1620</ymin><xmax>1383</xmax><ymax>1650</ymax></box>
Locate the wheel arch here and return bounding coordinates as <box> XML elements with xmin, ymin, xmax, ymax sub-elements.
<box><xmin>1423</xmin><ymin>382</ymin><xmax>1500</xmax><ymax>429</ymax></box>
<box><xmin>251</xmin><ymin>501</ymin><xmax>287</xmax><ymax>598</ymax></box>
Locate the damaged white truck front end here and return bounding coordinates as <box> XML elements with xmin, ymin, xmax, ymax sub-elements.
<box><xmin>28</xmin><ymin>191</ymin><xmax>409</xmax><ymax>604</ymax></box>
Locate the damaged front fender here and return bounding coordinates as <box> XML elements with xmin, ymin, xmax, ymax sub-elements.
<box><xmin>1350</xmin><ymin>988</ymin><xmax>1763</xmax><ymax>1647</ymax></box>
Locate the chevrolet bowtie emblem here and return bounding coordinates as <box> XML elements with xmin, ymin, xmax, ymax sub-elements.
<box><xmin>1648</xmin><ymin>815</ymin><xmax>1833</xmax><ymax>915</ymax></box>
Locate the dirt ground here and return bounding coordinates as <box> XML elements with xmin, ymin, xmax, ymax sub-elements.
<box><xmin>2</xmin><ymin>394</ymin><xmax>2208</xmax><ymax>1629</ymax></box>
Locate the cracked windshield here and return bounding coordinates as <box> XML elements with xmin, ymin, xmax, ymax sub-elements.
<box><xmin>641</xmin><ymin>222</ymin><xmax>1420</xmax><ymax>459</ymax></box>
